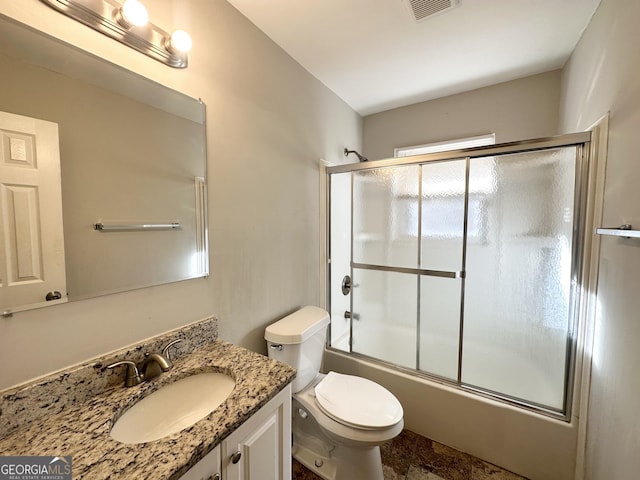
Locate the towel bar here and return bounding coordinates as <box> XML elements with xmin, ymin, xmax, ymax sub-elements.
<box><xmin>94</xmin><ymin>222</ymin><xmax>181</xmax><ymax>231</ymax></box>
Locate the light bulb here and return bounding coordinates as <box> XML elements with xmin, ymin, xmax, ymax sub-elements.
<box><xmin>168</xmin><ymin>30</ymin><xmax>193</xmax><ymax>53</ymax></box>
<box><xmin>120</xmin><ymin>0</ymin><xmax>148</xmax><ymax>27</ymax></box>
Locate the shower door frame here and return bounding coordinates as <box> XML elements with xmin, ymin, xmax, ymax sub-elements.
<box><xmin>325</xmin><ymin>131</ymin><xmax>592</xmax><ymax>420</ymax></box>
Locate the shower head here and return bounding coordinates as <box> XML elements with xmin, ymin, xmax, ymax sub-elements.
<box><xmin>344</xmin><ymin>148</ymin><xmax>368</xmax><ymax>162</ymax></box>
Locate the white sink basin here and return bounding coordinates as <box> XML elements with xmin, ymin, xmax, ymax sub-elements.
<box><xmin>110</xmin><ymin>372</ymin><xmax>235</xmax><ymax>444</ymax></box>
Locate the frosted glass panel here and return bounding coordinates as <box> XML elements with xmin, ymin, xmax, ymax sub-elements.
<box><xmin>421</xmin><ymin>160</ymin><xmax>466</xmax><ymax>271</ymax></box>
<box><xmin>329</xmin><ymin>172</ymin><xmax>352</xmax><ymax>352</ymax></box>
<box><xmin>352</xmin><ymin>269</ymin><xmax>417</xmax><ymax>369</ymax></box>
<box><xmin>419</xmin><ymin>277</ymin><xmax>461</xmax><ymax>380</ymax></box>
<box><xmin>462</xmin><ymin>147</ymin><xmax>577</xmax><ymax>410</ymax></box>
<box><xmin>353</xmin><ymin>166</ymin><xmax>419</xmax><ymax>269</ymax></box>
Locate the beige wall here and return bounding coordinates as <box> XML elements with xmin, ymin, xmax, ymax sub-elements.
<box><xmin>0</xmin><ymin>0</ymin><xmax>361</xmax><ymax>390</ymax></box>
<box><xmin>559</xmin><ymin>0</ymin><xmax>640</xmax><ymax>478</ymax></box>
<box><xmin>363</xmin><ymin>70</ymin><xmax>561</xmax><ymax>161</ymax></box>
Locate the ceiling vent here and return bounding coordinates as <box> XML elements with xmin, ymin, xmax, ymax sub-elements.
<box><xmin>403</xmin><ymin>0</ymin><xmax>460</xmax><ymax>22</ymax></box>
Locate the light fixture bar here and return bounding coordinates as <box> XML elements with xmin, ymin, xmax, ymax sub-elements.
<box><xmin>39</xmin><ymin>0</ymin><xmax>189</xmax><ymax>68</ymax></box>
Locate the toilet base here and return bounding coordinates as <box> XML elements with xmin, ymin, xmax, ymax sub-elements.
<box><xmin>293</xmin><ymin>443</ymin><xmax>337</xmax><ymax>480</ymax></box>
<box><xmin>293</xmin><ymin>441</ymin><xmax>384</xmax><ymax>480</ymax></box>
<box><xmin>293</xmin><ymin>394</ymin><xmax>386</xmax><ymax>480</ymax></box>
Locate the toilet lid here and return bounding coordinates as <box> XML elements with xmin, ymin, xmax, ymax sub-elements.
<box><xmin>314</xmin><ymin>372</ymin><xmax>403</xmax><ymax>430</ymax></box>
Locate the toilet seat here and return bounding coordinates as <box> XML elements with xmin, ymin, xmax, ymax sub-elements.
<box><xmin>314</xmin><ymin>372</ymin><xmax>403</xmax><ymax>430</ymax></box>
<box><xmin>294</xmin><ymin>374</ymin><xmax>404</xmax><ymax>448</ymax></box>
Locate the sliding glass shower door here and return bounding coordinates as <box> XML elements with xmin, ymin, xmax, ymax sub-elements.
<box><xmin>327</xmin><ymin>134</ymin><xmax>589</xmax><ymax>416</ymax></box>
<box><xmin>419</xmin><ymin>160</ymin><xmax>466</xmax><ymax>381</ymax></box>
<box><xmin>463</xmin><ymin>148</ymin><xmax>578</xmax><ymax>409</ymax></box>
<box><xmin>351</xmin><ymin>165</ymin><xmax>420</xmax><ymax>370</ymax></box>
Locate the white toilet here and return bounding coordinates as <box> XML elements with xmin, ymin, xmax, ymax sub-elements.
<box><xmin>265</xmin><ymin>306</ymin><xmax>404</xmax><ymax>480</ymax></box>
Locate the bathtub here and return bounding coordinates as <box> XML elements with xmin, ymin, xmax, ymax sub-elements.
<box><xmin>339</xmin><ymin>321</ymin><xmax>564</xmax><ymax>409</ymax></box>
<box><xmin>324</xmin><ymin>321</ymin><xmax>579</xmax><ymax>480</ymax></box>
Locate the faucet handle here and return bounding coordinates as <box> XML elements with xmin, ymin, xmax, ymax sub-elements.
<box><xmin>106</xmin><ymin>360</ymin><xmax>143</xmax><ymax>387</ymax></box>
<box><xmin>162</xmin><ymin>338</ymin><xmax>183</xmax><ymax>361</ymax></box>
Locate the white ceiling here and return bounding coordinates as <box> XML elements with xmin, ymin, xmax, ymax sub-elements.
<box><xmin>225</xmin><ymin>0</ymin><xmax>601</xmax><ymax>116</ymax></box>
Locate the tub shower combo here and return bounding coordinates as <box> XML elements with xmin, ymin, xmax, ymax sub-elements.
<box><xmin>326</xmin><ymin>133</ymin><xmax>592</xmax><ymax>419</ymax></box>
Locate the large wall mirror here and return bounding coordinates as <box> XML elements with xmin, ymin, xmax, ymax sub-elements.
<box><xmin>0</xmin><ymin>15</ymin><xmax>208</xmax><ymax>314</ymax></box>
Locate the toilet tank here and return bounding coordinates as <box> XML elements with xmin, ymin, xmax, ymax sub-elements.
<box><xmin>264</xmin><ymin>306</ymin><xmax>330</xmax><ymax>393</ymax></box>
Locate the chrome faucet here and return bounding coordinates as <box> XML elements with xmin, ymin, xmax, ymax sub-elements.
<box><xmin>106</xmin><ymin>338</ymin><xmax>183</xmax><ymax>387</ymax></box>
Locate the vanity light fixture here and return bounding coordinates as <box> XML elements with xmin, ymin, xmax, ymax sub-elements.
<box><xmin>115</xmin><ymin>0</ymin><xmax>149</xmax><ymax>28</ymax></box>
<box><xmin>165</xmin><ymin>29</ymin><xmax>193</xmax><ymax>54</ymax></box>
<box><xmin>39</xmin><ymin>0</ymin><xmax>193</xmax><ymax>68</ymax></box>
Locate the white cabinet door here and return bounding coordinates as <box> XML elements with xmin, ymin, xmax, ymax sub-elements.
<box><xmin>0</xmin><ymin>111</ymin><xmax>66</xmax><ymax>312</ymax></box>
<box><xmin>178</xmin><ymin>444</ymin><xmax>221</xmax><ymax>480</ymax></box>
<box><xmin>222</xmin><ymin>385</ymin><xmax>291</xmax><ymax>480</ymax></box>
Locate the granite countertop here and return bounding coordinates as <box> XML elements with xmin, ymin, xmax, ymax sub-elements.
<box><xmin>0</xmin><ymin>339</ymin><xmax>296</xmax><ymax>479</ymax></box>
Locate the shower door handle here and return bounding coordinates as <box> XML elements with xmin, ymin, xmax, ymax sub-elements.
<box><xmin>341</xmin><ymin>275</ymin><xmax>360</xmax><ymax>294</ymax></box>
<box><xmin>341</xmin><ymin>275</ymin><xmax>352</xmax><ymax>295</ymax></box>
<box><xmin>344</xmin><ymin>310</ymin><xmax>360</xmax><ymax>320</ymax></box>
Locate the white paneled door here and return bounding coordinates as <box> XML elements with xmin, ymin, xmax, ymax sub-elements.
<box><xmin>0</xmin><ymin>111</ymin><xmax>66</xmax><ymax>313</ymax></box>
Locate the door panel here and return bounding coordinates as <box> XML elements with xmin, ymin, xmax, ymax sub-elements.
<box><xmin>353</xmin><ymin>165</ymin><xmax>419</xmax><ymax>269</ymax></box>
<box><xmin>462</xmin><ymin>148</ymin><xmax>578</xmax><ymax>410</ymax></box>
<box><xmin>4</xmin><ymin>184</ymin><xmax>43</xmax><ymax>283</ymax></box>
<box><xmin>222</xmin><ymin>386</ymin><xmax>290</xmax><ymax>480</ymax></box>
<box><xmin>329</xmin><ymin>172</ymin><xmax>351</xmax><ymax>352</ymax></box>
<box><xmin>0</xmin><ymin>111</ymin><xmax>66</xmax><ymax>311</ymax></box>
<box><xmin>419</xmin><ymin>276</ymin><xmax>461</xmax><ymax>380</ymax></box>
<box><xmin>420</xmin><ymin>159</ymin><xmax>466</xmax><ymax>272</ymax></box>
<box><xmin>352</xmin><ymin>268</ymin><xmax>417</xmax><ymax>369</ymax></box>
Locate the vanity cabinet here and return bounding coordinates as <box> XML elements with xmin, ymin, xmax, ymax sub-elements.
<box><xmin>222</xmin><ymin>384</ymin><xmax>291</xmax><ymax>480</ymax></box>
<box><xmin>179</xmin><ymin>385</ymin><xmax>291</xmax><ymax>480</ymax></box>
<box><xmin>179</xmin><ymin>445</ymin><xmax>221</xmax><ymax>480</ymax></box>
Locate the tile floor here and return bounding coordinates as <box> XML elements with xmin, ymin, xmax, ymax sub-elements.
<box><xmin>292</xmin><ymin>429</ymin><xmax>529</xmax><ymax>480</ymax></box>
